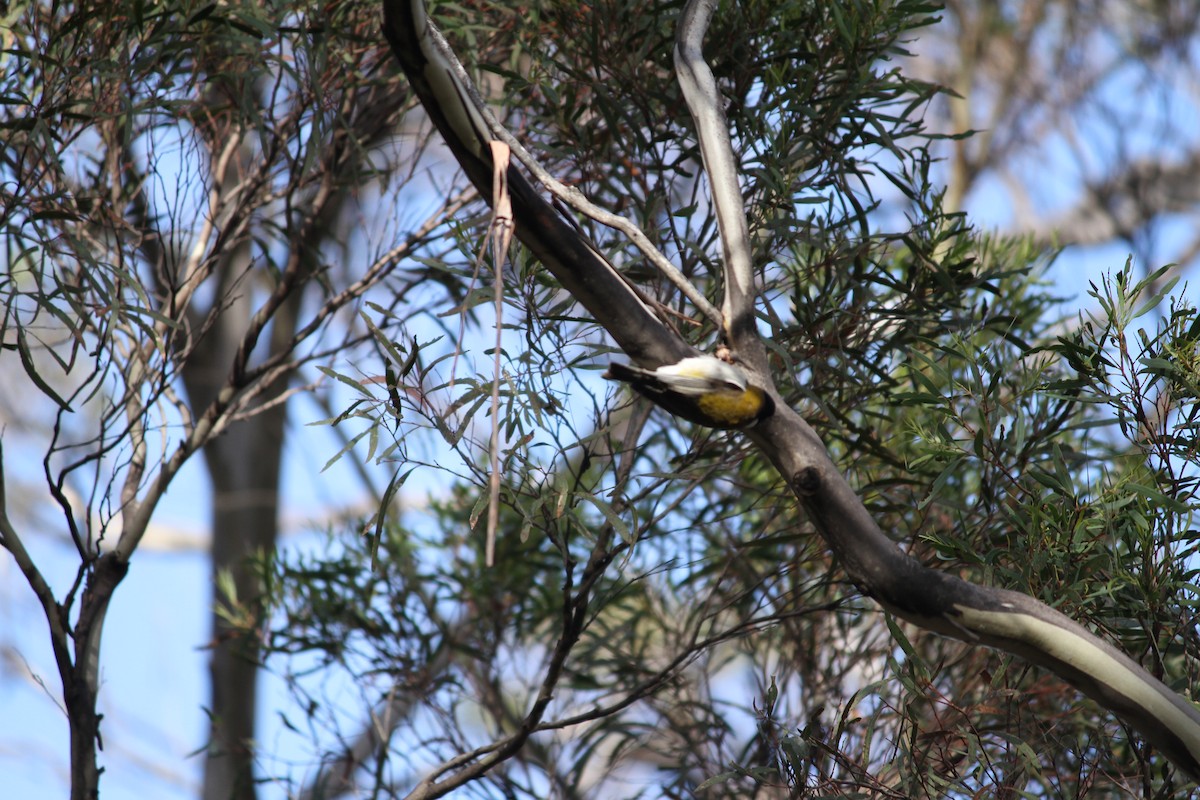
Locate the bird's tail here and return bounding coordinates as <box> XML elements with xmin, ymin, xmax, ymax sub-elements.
<box><xmin>604</xmin><ymin>362</ymin><xmax>653</xmax><ymax>382</ymax></box>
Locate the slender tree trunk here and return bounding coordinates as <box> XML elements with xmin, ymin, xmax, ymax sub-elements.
<box><xmin>200</xmin><ymin>411</ymin><xmax>286</xmax><ymax>800</ymax></box>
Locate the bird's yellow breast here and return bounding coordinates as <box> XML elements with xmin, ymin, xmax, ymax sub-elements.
<box><xmin>695</xmin><ymin>387</ymin><xmax>768</xmax><ymax>427</ymax></box>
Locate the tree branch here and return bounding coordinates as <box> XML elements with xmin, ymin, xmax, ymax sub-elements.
<box><xmin>0</xmin><ymin>441</ymin><xmax>74</xmax><ymax>686</ymax></box>
<box><xmin>674</xmin><ymin>0</ymin><xmax>760</xmax><ymax>351</ymax></box>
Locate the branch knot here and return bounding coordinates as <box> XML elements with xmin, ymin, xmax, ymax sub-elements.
<box><xmin>791</xmin><ymin>466</ymin><xmax>821</xmax><ymax>496</ymax></box>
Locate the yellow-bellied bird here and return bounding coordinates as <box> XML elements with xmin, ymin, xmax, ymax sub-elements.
<box><xmin>605</xmin><ymin>355</ymin><xmax>774</xmax><ymax>430</ymax></box>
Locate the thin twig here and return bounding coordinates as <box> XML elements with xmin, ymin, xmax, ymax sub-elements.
<box><xmin>484</xmin><ymin>141</ymin><xmax>515</xmax><ymax>566</ymax></box>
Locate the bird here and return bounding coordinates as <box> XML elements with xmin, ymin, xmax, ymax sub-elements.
<box><xmin>604</xmin><ymin>355</ymin><xmax>775</xmax><ymax>430</ymax></box>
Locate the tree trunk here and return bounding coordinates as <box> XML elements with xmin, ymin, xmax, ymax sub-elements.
<box><xmin>66</xmin><ymin>553</ymin><xmax>129</xmax><ymax>800</ymax></box>
<box><xmin>199</xmin><ymin>410</ymin><xmax>286</xmax><ymax>800</ymax></box>
<box><xmin>181</xmin><ymin>266</ymin><xmax>295</xmax><ymax>800</ymax></box>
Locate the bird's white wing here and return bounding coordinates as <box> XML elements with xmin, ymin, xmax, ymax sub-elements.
<box><xmin>656</xmin><ymin>357</ymin><xmax>746</xmax><ymax>394</ymax></box>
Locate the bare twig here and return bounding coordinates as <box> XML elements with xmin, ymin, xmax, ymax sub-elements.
<box><xmin>484</xmin><ymin>141</ymin><xmax>515</xmax><ymax>567</ymax></box>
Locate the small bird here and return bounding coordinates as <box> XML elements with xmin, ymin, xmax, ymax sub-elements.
<box><xmin>605</xmin><ymin>355</ymin><xmax>774</xmax><ymax>430</ymax></box>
